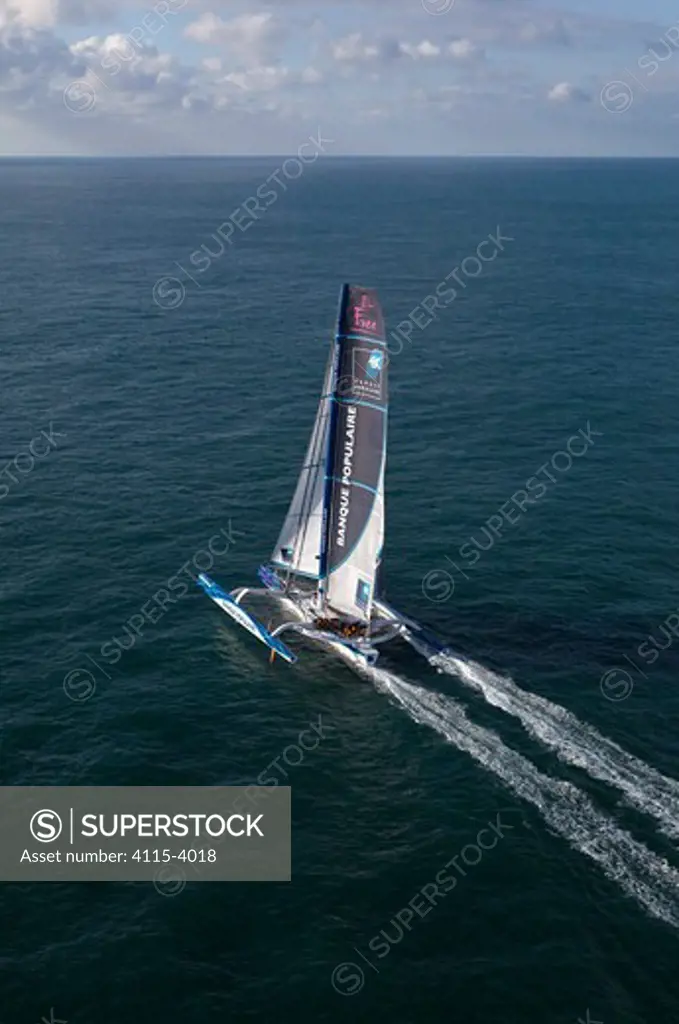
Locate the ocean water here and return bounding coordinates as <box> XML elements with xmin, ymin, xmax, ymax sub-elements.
<box><xmin>2</xmin><ymin>157</ymin><xmax>679</xmax><ymax>1023</ymax></box>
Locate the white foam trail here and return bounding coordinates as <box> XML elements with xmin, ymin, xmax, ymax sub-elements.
<box><xmin>362</xmin><ymin>663</ymin><xmax>679</xmax><ymax>928</ymax></box>
<box><xmin>431</xmin><ymin>651</ymin><xmax>679</xmax><ymax>841</ymax></box>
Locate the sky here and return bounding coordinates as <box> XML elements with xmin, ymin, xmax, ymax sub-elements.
<box><xmin>0</xmin><ymin>0</ymin><xmax>678</xmax><ymax>155</ymax></box>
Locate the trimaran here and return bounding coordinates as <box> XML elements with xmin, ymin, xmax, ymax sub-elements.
<box><xmin>197</xmin><ymin>283</ymin><xmax>435</xmax><ymax>669</ymax></box>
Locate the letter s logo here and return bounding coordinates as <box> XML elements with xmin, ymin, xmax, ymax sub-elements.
<box><xmin>30</xmin><ymin>809</ymin><xmax>63</xmax><ymax>843</ymax></box>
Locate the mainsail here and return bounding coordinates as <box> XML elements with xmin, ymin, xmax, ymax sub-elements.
<box><xmin>271</xmin><ymin>284</ymin><xmax>388</xmax><ymax>624</ymax></box>
<box><xmin>320</xmin><ymin>285</ymin><xmax>388</xmax><ymax>623</ymax></box>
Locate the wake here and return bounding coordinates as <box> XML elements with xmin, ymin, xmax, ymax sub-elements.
<box><xmin>429</xmin><ymin>649</ymin><xmax>679</xmax><ymax>841</ymax></box>
<box><xmin>363</xmin><ymin>663</ymin><xmax>679</xmax><ymax>929</ymax></box>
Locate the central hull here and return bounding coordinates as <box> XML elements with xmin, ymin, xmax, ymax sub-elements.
<box><xmin>275</xmin><ymin>592</ymin><xmax>383</xmax><ymax>668</ymax></box>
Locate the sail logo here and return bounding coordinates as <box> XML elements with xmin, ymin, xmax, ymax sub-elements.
<box><xmin>366</xmin><ymin>351</ymin><xmax>383</xmax><ymax>379</ymax></box>
<box><xmin>352</xmin><ymin>348</ymin><xmax>384</xmax><ymax>400</ymax></box>
<box><xmin>356</xmin><ymin>578</ymin><xmax>371</xmax><ymax>610</ymax></box>
<box><xmin>336</xmin><ymin>406</ymin><xmax>357</xmax><ymax>548</ymax></box>
<box><xmin>352</xmin><ymin>294</ymin><xmax>380</xmax><ymax>336</ymax></box>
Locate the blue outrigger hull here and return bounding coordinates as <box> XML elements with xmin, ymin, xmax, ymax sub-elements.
<box><xmin>197</xmin><ymin>573</ymin><xmax>297</xmax><ymax>664</ymax></box>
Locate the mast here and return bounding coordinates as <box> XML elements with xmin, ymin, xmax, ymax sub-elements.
<box><xmin>317</xmin><ymin>284</ymin><xmax>348</xmax><ymax>608</ymax></box>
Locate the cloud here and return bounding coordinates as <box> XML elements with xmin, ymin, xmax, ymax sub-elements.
<box><xmin>447</xmin><ymin>37</ymin><xmax>482</xmax><ymax>60</ymax></box>
<box><xmin>547</xmin><ymin>81</ymin><xmax>590</xmax><ymax>103</ymax></box>
<box><xmin>332</xmin><ymin>31</ymin><xmax>483</xmax><ymax>64</ymax></box>
<box><xmin>331</xmin><ymin>32</ymin><xmax>379</xmax><ymax>63</ymax></box>
<box><xmin>0</xmin><ymin>16</ymin><xmax>84</xmax><ymax>102</ymax></box>
<box><xmin>519</xmin><ymin>18</ymin><xmax>572</xmax><ymax>47</ymax></box>
<box><xmin>4</xmin><ymin>0</ymin><xmax>58</xmax><ymax>27</ymax></box>
<box><xmin>184</xmin><ymin>11</ymin><xmax>283</xmax><ymax>64</ymax></box>
<box><xmin>400</xmin><ymin>39</ymin><xmax>439</xmax><ymax>59</ymax></box>
<box><xmin>66</xmin><ymin>32</ymin><xmax>194</xmax><ymax>113</ymax></box>
<box><xmin>219</xmin><ymin>63</ymin><xmax>319</xmax><ymax>93</ymax></box>
<box><xmin>0</xmin><ymin>0</ymin><xmax>124</xmax><ymax>28</ymax></box>
<box><xmin>0</xmin><ymin>0</ymin><xmax>677</xmax><ymax>155</ymax></box>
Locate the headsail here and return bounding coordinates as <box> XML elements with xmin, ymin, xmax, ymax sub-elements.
<box><xmin>271</xmin><ymin>350</ymin><xmax>333</xmax><ymax>582</ymax></box>
<box><xmin>320</xmin><ymin>285</ymin><xmax>388</xmax><ymax>623</ymax></box>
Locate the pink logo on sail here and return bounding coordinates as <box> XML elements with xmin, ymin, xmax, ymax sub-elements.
<box><xmin>352</xmin><ymin>294</ymin><xmax>379</xmax><ymax>335</ymax></box>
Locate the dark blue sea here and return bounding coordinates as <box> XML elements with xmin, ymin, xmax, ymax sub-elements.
<box><xmin>2</xmin><ymin>157</ymin><xmax>679</xmax><ymax>1023</ymax></box>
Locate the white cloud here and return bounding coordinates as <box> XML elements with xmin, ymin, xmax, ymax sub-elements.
<box><xmin>519</xmin><ymin>18</ymin><xmax>572</xmax><ymax>47</ymax></box>
<box><xmin>222</xmin><ymin>63</ymin><xmax>288</xmax><ymax>92</ymax></box>
<box><xmin>331</xmin><ymin>32</ymin><xmax>379</xmax><ymax>63</ymax></box>
<box><xmin>0</xmin><ymin>17</ymin><xmax>83</xmax><ymax>102</ymax></box>
<box><xmin>184</xmin><ymin>11</ymin><xmax>283</xmax><ymax>64</ymax></box>
<box><xmin>0</xmin><ymin>0</ymin><xmax>124</xmax><ymax>28</ymax></box>
<box><xmin>332</xmin><ymin>32</ymin><xmax>483</xmax><ymax>65</ymax></box>
<box><xmin>0</xmin><ymin>0</ymin><xmax>676</xmax><ymax>155</ymax></box>
<box><xmin>300</xmin><ymin>65</ymin><xmax>321</xmax><ymax>83</ymax></box>
<box><xmin>448</xmin><ymin>38</ymin><xmax>482</xmax><ymax>60</ymax></box>
<box><xmin>547</xmin><ymin>80</ymin><xmax>590</xmax><ymax>103</ymax></box>
<box><xmin>7</xmin><ymin>0</ymin><xmax>58</xmax><ymax>27</ymax></box>
<box><xmin>218</xmin><ymin>62</ymin><xmax>322</xmax><ymax>94</ymax></box>
<box><xmin>68</xmin><ymin>32</ymin><xmax>192</xmax><ymax>111</ymax></box>
<box><xmin>399</xmin><ymin>40</ymin><xmax>439</xmax><ymax>59</ymax></box>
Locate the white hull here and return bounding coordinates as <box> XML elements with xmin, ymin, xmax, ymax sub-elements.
<box><xmin>275</xmin><ymin>593</ymin><xmax>382</xmax><ymax>668</ymax></box>
<box><xmin>268</xmin><ymin>590</ymin><xmax>412</xmax><ymax>668</ymax></box>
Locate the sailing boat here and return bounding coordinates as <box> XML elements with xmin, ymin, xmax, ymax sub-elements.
<box><xmin>197</xmin><ymin>284</ymin><xmax>426</xmax><ymax>668</ymax></box>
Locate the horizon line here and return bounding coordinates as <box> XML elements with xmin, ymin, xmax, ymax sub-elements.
<box><xmin>1</xmin><ymin>153</ymin><xmax>679</xmax><ymax>160</ymax></box>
